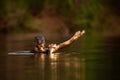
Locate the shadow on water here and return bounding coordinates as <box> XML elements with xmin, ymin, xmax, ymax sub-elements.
<box><xmin>102</xmin><ymin>35</ymin><xmax>120</xmax><ymax>80</ymax></box>
<box><xmin>0</xmin><ymin>32</ymin><xmax>120</xmax><ymax>80</ymax></box>
<box><xmin>0</xmin><ymin>34</ymin><xmax>7</xmax><ymax>80</ymax></box>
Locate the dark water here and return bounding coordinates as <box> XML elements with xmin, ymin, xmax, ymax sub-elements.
<box><xmin>0</xmin><ymin>33</ymin><xmax>120</xmax><ymax>80</ymax></box>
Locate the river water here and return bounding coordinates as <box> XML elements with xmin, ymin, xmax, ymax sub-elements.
<box><xmin>0</xmin><ymin>32</ymin><xmax>120</xmax><ymax>80</ymax></box>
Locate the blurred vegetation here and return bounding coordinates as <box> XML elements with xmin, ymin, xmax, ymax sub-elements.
<box><xmin>0</xmin><ymin>0</ymin><xmax>120</xmax><ymax>34</ymax></box>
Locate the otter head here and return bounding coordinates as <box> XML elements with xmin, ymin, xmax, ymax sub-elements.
<box><xmin>35</xmin><ymin>35</ymin><xmax>45</xmax><ymax>46</ymax></box>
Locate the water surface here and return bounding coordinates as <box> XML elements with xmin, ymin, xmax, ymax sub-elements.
<box><xmin>0</xmin><ymin>33</ymin><xmax>120</xmax><ymax>80</ymax></box>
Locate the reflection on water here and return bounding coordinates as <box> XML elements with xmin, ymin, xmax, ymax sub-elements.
<box><xmin>6</xmin><ymin>53</ymin><xmax>85</xmax><ymax>80</ymax></box>
<box><xmin>0</xmin><ymin>33</ymin><xmax>120</xmax><ymax>80</ymax></box>
<box><xmin>34</xmin><ymin>53</ymin><xmax>85</xmax><ymax>80</ymax></box>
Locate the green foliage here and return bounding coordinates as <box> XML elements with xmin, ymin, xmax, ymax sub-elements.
<box><xmin>67</xmin><ymin>0</ymin><xmax>73</xmax><ymax>7</ymax></box>
<box><xmin>0</xmin><ymin>0</ymin><xmax>7</xmax><ymax>17</ymax></box>
<box><xmin>0</xmin><ymin>0</ymin><xmax>119</xmax><ymax>33</ymax></box>
<box><xmin>71</xmin><ymin>0</ymin><xmax>102</xmax><ymax>29</ymax></box>
<box><xmin>27</xmin><ymin>0</ymin><xmax>45</xmax><ymax>15</ymax></box>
